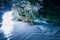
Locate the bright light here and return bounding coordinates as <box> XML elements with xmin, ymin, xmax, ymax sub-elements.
<box><xmin>1</xmin><ymin>11</ymin><xmax>14</xmax><ymax>37</ymax></box>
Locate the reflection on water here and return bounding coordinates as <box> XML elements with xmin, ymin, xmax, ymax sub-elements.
<box><xmin>1</xmin><ymin>11</ymin><xmax>14</xmax><ymax>40</ymax></box>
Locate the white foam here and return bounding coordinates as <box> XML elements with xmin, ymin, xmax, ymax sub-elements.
<box><xmin>1</xmin><ymin>11</ymin><xmax>14</xmax><ymax>37</ymax></box>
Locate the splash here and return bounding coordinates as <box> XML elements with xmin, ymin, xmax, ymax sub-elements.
<box><xmin>1</xmin><ymin>11</ymin><xmax>14</xmax><ymax>37</ymax></box>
